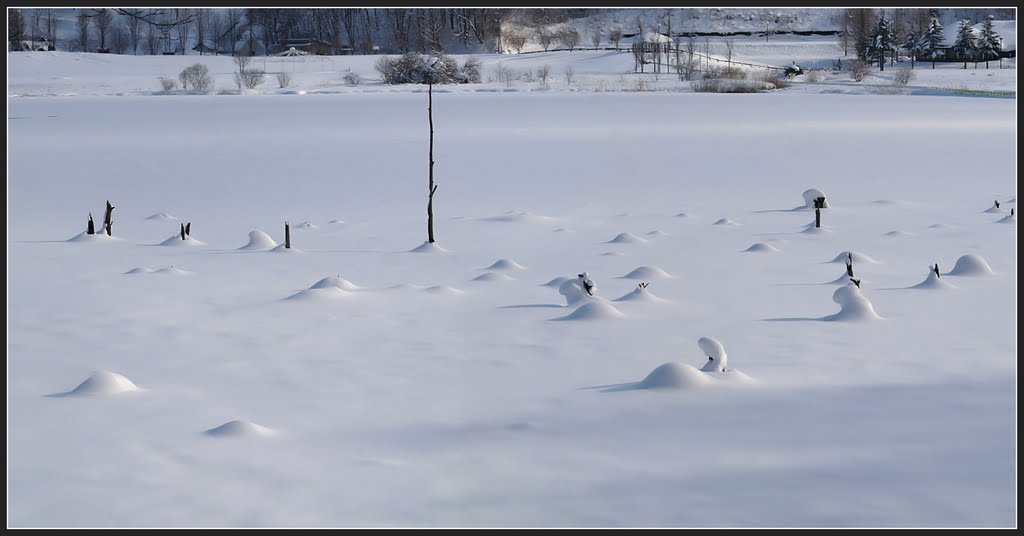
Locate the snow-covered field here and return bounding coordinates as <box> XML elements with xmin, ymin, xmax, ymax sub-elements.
<box><xmin>6</xmin><ymin>40</ymin><xmax>1017</xmax><ymax>528</ymax></box>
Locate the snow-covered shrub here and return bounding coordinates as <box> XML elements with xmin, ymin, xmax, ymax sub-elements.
<box><xmin>537</xmin><ymin>64</ymin><xmax>551</xmax><ymax>86</ymax></box>
<box><xmin>721</xmin><ymin>65</ymin><xmax>745</xmax><ymax>79</ymax></box>
<box><xmin>564</xmin><ymin>65</ymin><xmax>575</xmax><ymax>85</ymax></box>
<box><xmin>893</xmin><ymin>66</ymin><xmax>914</xmax><ymax>86</ymax></box>
<box><xmin>848</xmin><ymin>59</ymin><xmax>870</xmax><ymax>82</ymax></box>
<box><xmin>276</xmin><ymin>72</ymin><xmax>291</xmax><ymax>88</ymax></box>
<box><xmin>179</xmin><ymin>63</ymin><xmax>212</xmax><ymax>91</ymax></box>
<box><xmin>752</xmin><ymin>69</ymin><xmax>789</xmax><ymax>89</ymax></box>
<box><xmin>805</xmin><ymin>70</ymin><xmax>822</xmax><ymax>82</ymax></box>
<box><xmin>375</xmin><ymin>52</ymin><xmax>465</xmax><ymax>85</ymax></box>
<box><xmin>462</xmin><ymin>58</ymin><xmax>482</xmax><ymax>83</ymax></box>
<box><xmin>343</xmin><ymin>70</ymin><xmax>361</xmax><ymax>86</ymax></box>
<box><xmin>158</xmin><ymin>76</ymin><xmax>178</xmax><ymax>93</ymax></box>
<box><xmin>494</xmin><ymin>63</ymin><xmax>516</xmax><ymax>87</ymax></box>
<box><xmin>236</xmin><ymin>68</ymin><xmax>265</xmax><ymax>89</ymax></box>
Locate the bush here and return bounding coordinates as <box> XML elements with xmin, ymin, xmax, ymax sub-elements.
<box><xmin>847</xmin><ymin>59</ymin><xmax>870</xmax><ymax>82</ymax></box>
<box><xmin>276</xmin><ymin>72</ymin><xmax>291</xmax><ymax>88</ymax></box>
<box><xmin>893</xmin><ymin>66</ymin><xmax>914</xmax><ymax>86</ymax></box>
<box><xmin>375</xmin><ymin>52</ymin><xmax>466</xmax><ymax>85</ymax></box>
<box><xmin>343</xmin><ymin>70</ymin><xmax>361</xmax><ymax>86</ymax></box>
<box><xmin>537</xmin><ymin>64</ymin><xmax>551</xmax><ymax>86</ymax></box>
<box><xmin>752</xmin><ymin>69</ymin><xmax>789</xmax><ymax>89</ymax></box>
<box><xmin>159</xmin><ymin>76</ymin><xmax>178</xmax><ymax>93</ymax></box>
<box><xmin>564</xmin><ymin>65</ymin><xmax>575</xmax><ymax>85</ymax></box>
<box><xmin>462</xmin><ymin>58</ymin><xmax>482</xmax><ymax>83</ymax></box>
<box><xmin>179</xmin><ymin>63</ymin><xmax>212</xmax><ymax>91</ymax></box>
<box><xmin>721</xmin><ymin>66</ymin><xmax>746</xmax><ymax>79</ymax></box>
<box><xmin>691</xmin><ymin>78</ymin><xmax>771</xmax><ymax>93</ymax></box>
<box><xmin>494</xmin><ymin>63</ymin><xmax>516</xmax><ymax>87</ymax></box>
<box><xmin>236</xmin><ymin>69</ymin><xmax>265</xmax><ymax>89</ymax></box>
<box><xmin>805</xmin><ymin>70</ymin><xmax>822</xmax><ymax>82</ymax></box>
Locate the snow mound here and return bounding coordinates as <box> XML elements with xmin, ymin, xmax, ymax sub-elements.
<box><xmin>294</xmin><ymin>221</ymin><xmax>319</xmax><ymax>230</ymax></box>
<box><xmin>801</xmin><ymin>188</ymin><xmax>829</xmax><ymax>208</ymax></box>
<box><xmin>159</xmin><ymin>235</ymin><xmax>206</xmax><ymax>247</ymax></box>
<box><xmin>911</xmin><ymin>269</ymin><xmax>957</xmax><ymax>290</ymax></box>
<box><xmin>830</xmin><ymin>251</ymin><xmax>881</xmax><ymax>264</ymax></box>
<box><xmin>607</xmin><ymin>232</ymin><xmax>648</xmax><ymax>244</ymax></box>
<box><xmin>310</xmin><ymin>275</ymin><xmax>360</xmax><ymax>291</ymax></box>
<box><xmin>824</xmin><ymin>283</ymin><xmax>882</xmax><ymax>322</ymax></box>
<box><xmin>238</xmin><ymin>230</ymin><xmax>278</xmax><ymax>250</ymax></box>
<box><xmin>154</xmin><ymin>266</ymin><xmax>192</xmax><ymax>276</ymax></box>
<box><xmin>801</xmin><ymin>225</ymin><xmax>831</xmax><ymax>234</ymax></box>
<box><xmin>553</xmin><ymin>301</ymin><xmax>625</xmax><ymax>321</ymax></box>
<box><xmin>145</xmin><ymin>212</ymin><xmax>178</xmax><ymax>221</ymax></box>
<box><xmin>485</xmin><ymin>259</ymin><xmax>527</xmax><ymax>271</ymax></box>
<box><xmin>286</xmin><ymin>287</ymin><xmax>347</xmax><ymax>301</ymax></box>
<box><xmin>409</xmin><ymin>241</ymin><xmax>448</xmax><ymax>253</ymax></box>
<box><xmin>424</xmin><ymin>285</ymin><xmax>464</xmax><ymax>295</ymax></box>
<box><xmin>327</xmin><ymin>219</ymin><xmax>346</xmax><ymax>224</ymax></box>
<box><xmin>742</xmin><ymin>242</ymin><xmax>780</xmax><ymax>253</ymax></box>
<box><xmin>204</xmin><ymin>420</ymin><xmax>274</xmax><ymax>438</ymax></box>
<box><xmin>712</xmin><ymin>218</ymin><xmax>739</xmax><ymax>226</ymax></box>
<box><xmin>638</xmin><ymin>362</ymin><xmax>712</xmax><ymax>389</ymax></box>
<box><xmin>67</xmin><ymin>232</ymin><xmax>124</xmax><ymax>243</ymax></box>
<box><xmin>928</xmin><ymin>223</ymin><xmax>952</xmax><ymax>229</ymax></box>
<box><xmin>946</xmin><ymin>254</ymin><xmax>994</xmax><ymax>276</ymax></box>
<box><xmin>619</xmin><ymin>266</ymin><xmax>672</xmax><ymax>280</ymax></box>
<box><xmin>698</xmin><ymin>337</ymin><xmax>729</xmax><ymax>372</ymax></box>
<box><xmin>63</xmin><ymin>371</ymin><xmax>139</xmax><ymax>396</ymax></box>
<box><xmin>559</xmin><ymin>279</ymin><xmax>591</xmax><ymax>305</ymax></box>
<box><xmin>646</xmin><ymin>230</ymin><xmax>668</xmax><ymax>236</ymax></box>
<box><xmin>981</xmin><ymin>205</ymin><xmax>1004</xmax><ymax>214</ymax></box>
<box><xmin>269</xmin><ymin>244</ymin><xmax>302</xmax><ymax>253</ymax></box>
<box><xmin>542</xmin><ymin>276</ymin><xmax>573</xmax><ymax>288</ymax></box>
<box><xmin>481</xmin><ymin>210</ymin><xmax>556</xmax><ymax>223</ymax></box>
<box><xmin>613</xmin><ymin>285</ymin><xmax>666</xmax><ymax>303</ymax></box>
<box><xmin>600</xmin><ymin>251</ymin><xmax>625</xmax><ymax>257</ymax></box>
<box><xmin>883</xmin><ymin>230</ymin><xmax>913</xmax><ymax>237</ymax></box>
<box><xmin>124</xmin><ymin>267</ymin><xmax>155</xmax><ymax>275</ymax></box>
<box><xmin>472</xmin><ymin>272</ymin><xmax>515</xmax><ymax>282</ymax></box>
<box><xmin>674</xmin><ymin>212</ymin><xmax>690</xmax><ymax>218</ymax></box>
<box><xmin>996</xmin><ymin>212</ymin><xmax>1015</xmax><ymax>224</ymax></box>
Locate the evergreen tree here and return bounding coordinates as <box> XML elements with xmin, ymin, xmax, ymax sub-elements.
<box><xmin>977</xmin><ymin>15</ymin><xmax>1002</xmax><ymax>68</ymax></box>
<box><xmin>922</xmin><ymin>15</ymin><xmax>945</xmax><ymax>69</ymax></box>
<box><xmin>903</xmin><ymin>28</ymin><xmax>922</xmax><ymax>69</ymax></box>
<box><xmin>951</xmin><ymin>18</ymin><xmax>978</xmax><ymax>69</ymax></box>
<box><xmin>868</xmin><ymin>13</ymin><xmax>894</xmax><ymax>71</ymax></box>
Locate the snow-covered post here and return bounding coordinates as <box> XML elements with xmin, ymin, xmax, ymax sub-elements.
<box><xmin>102</xmin><ymin>200</ymin><xmax>114</xmax><ymax>236</ymax></box>
<box><xmin>284</xmin><ymin>221</ymin><xmax>291</xmax><ymax>249</ymax></box>
<box><xmin>86</xmin><ymin>213</ymin><xmax>95</xmax><ymax>235</ymax></box>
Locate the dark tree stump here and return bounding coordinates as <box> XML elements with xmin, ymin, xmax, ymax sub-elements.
<box><xmin>87</xmin><ymin>213</ymin><xmax>95</xmax><ymax>235</ymax></box>
<box><xmin>103</xmin><ymin>200</ymin><xmax>114</xmax><ymax>236</ymax></box>
<box><xmin>285</xmin><ymin>222</ymin><xmax>291</xmax><ymax>249</ymax></box>
<box><xmin>845</xmin><ymin>259</ymin><xmax>854</xmax><ymax>277</ymax></box>
<box><xmin>815</xmin><ymin>207</ymin><xmax>821</xmax><ymax>228</ymax></box>
<box><xmin>180</xmin><ymin>223</ymin><xmax>186</xmax><ymax>240</ymax></box>
<box><xmin>185</xmin><ymin>222</ymin><xmax>191</xmax><ymax>237</ymax></box>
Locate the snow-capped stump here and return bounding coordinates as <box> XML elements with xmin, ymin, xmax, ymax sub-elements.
<box><xmin>472</xmin><ymin>272</ymin><xmax>515</xmax><ymax>283</ymax></box>
<box><xmin>558</xmin><ymin>274</ymin><xmax>596</xmax><ymax>306</ymax></box>
<box><xmin>204</xmin><ymin>420</ymin><xmax>274</xmax><ymax>438</ymax></box>
<box><xmin>619</xmin><ymin>266</ymin><xmax>672</xmax><ymax>280</ymax></box>
<box><xmin>409</xmin><ymin>241</ymin><xmax>448</xmax><ymax>253</ymax></box>
<box><xmin>829</xmin><ymin>251</ymin><xmax>881</xmax><ymax>265</ymax></box>
<box><xmin>484</xmin><ymin>259</ymin><xmax>527</xmax><ymax>271</ymax></box>
<box><xmin>945</xmin><ymin>254</ymin><xmax>994</xmax><ymax>276</ymax></box>
<box><xmin>54</xmin><ymin>371</ymin><xmax>140</xmax><ymax>397</ymax></box>
<box><xmin>238</xmin><ymin>229</ymin><xmax>277</xmax><ymax>251</ymax></box>
<box><xmin>613</xmin><ymin>282</ymin><xmax>666</xmax><ymax>303</ymax></box>
<box><xmin>712</xmin><ymin>218</ymin><xmax>739</xmax><ymax>226</ymax></box>
<box><xmin>742</xmin><ymin>242</ymin><xmax>780</xmax><ymax>253</ymax></box>
<box><xmin>698</xmin><ymin>337</ymin><xmax>729</xmax><ymax>373</ymax></box>
<box><xmin>996</xmin><ymin>208</ymin><xmax>1015</xmax><ymax>223</ymax></box>
<box><xmin>606</xmin><ymin>232</ymin><xmax>648</xmax><ymax>244</ymax></box>
<box><xmin>542</xmin><ymin>275</ymin><xmax>573</xmax><ymax>288</ymax></box>
<box><xmin>824</xmin><ymin>283</ymin><xmax>882</xmax><ymax>321</ymax></box>
<box><xmin>145</xmin><ymin>212</ymin><xmax>178</xmax><ymax>221</ymax></box>
<box><xmin>827</xmin><ymin>254</ymin><xmax>857</xmax><ymax>284</ymax></box>
<box><xmin>552</xmin><ymin>301</ymin><xmax>625</xmax><ymax>321</ymax></box>
<box><xmin>982</xmin><ymin>200</ymin><xmax>1004</xmax><ymax>214</ymax></box>
<box><xmin>802</xmin><ymin>188</ymin><xmax>829</xmax><ymax>209</ymax></box>
<box><xmin>912</xmin><ymin>264</ymin><xmax>956</xmax><ymax>290</ymax></box>
<box><xmin>124</xmin><ymin>267</ymin><xmax>155</xmax><ymax>274</ymax></box>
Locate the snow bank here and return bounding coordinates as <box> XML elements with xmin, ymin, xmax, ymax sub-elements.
<box><xmin>238</xmin><ymin>230</ymin><xmax>278</xmax><ymax>251</ymax></box>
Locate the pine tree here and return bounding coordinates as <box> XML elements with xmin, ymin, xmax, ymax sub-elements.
<box><xmin>952</xmin><ymin>18</ymin><xmax>978</xmax><ymax>69</ymax></box>
<box><xmin>868</xmin><ymin>13</ymin><xmax>894</xmax><ymax>71</ymax></box>
<box><xmin>977</xmin><ymin>15</ymin><xmax>1002</xmax><ymax>69</ymax></box>
<box><xmin>903</xmin><ymin>29</ymin><xmax>921</xmax><ymax>69</ymax></box>
<box><xmin>922</xmin><ymin>15</ymin><xmax>945</xmax><ymax>69</ymax></box>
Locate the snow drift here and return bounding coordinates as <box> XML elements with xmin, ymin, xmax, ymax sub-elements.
<box><xmin>238</xmin><ymin>230</ymin><xmax>278</xmax><ymax>251</ymax></box>
<box><xmin>946</xmin><ymin>254</ymin><xmax>995</xmax><ymax>276</ymax></box>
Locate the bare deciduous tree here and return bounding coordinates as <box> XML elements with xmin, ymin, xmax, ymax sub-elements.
<box><xmin>94</xmin><ymin>8</ymin><xmax>113</xmax><ymax>50</ymax></box>
<box><xmin>504</xmin><ymin>30</ymin><xmax>526</xmax><ymax>53</ymax></box>
<box><xmin>76</xmin><ymin>10</ymin><xmax>91</xmax><ymax>52</ymax></box>
<box><xmin>724</xmin><ymin>38</ymin><xmax>735</xmax><ymax>66</ymax></box>
<box><xmin>564</xmin><ymin>65</ymin><xmax>575</xmax><ymax>85</ymax></box>
<box><xmin>180</xmin><ymin>63</ymin><xmax>212</xmax><ymax>91</ymax></box>
<box><xmin>537</xmin><ymin>64</ymin><xmax>551</xmax><ymax>87</ymax></box>
<box><xmin>609</xmin><ymin>28</ymin><xmax>622</xmax><ymax>50</ymax></box>
<box><xmin>590</xmin><ymin>24</ymin><xmax>602</xmax><ymax>50</ymax></box>
<box><xmin>276</xmin><ymin>72</ymin><xmax>291</xmax><ymax>88</ymax></box>
<box><xmin>559</xmin><ymin>27</ymin><xmax>581</xmax><ymax>52</ymax></box>
<box><xmin>124</xmin><ymin>11</ymin><xmax>141</xmax><ymax>54</ymax></box>
<box><xmin>538</xmin><ymin>28</ymin><xmax>555</xmax><ymax>52</ymax></box>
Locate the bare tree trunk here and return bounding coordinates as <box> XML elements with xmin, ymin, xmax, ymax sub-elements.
<box><xmin>815</xmin><ymin>207</ymin><xmax>821</xmax><ymax>228</ymax></box>
<box><xmin>87</xmin><ymin>213</ymin><xmax>95</xmax><ymax>235</ymax></box>
<box><xmin>427</xmin><ymin>80</ymin><xmax>437</xmax><ymax>243</ymax></box>
<box><xmin>103</xmin><ymin>200</ymin><xmax>114</xmax><ymax>236</ymax></box>
<box><xmin>180</xmin><ymin>223</ymin><xmax>186</xmax><ymax>240</ymax></box>
<box><xmin>185</xmin><ymin>222</ymin><xmax>191</xmax><ymax>236</ymax></box>
<box><xmin>285</xmin><ymin>221</ymin><xmax>291</xmax><ymax>248</ymax></box>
